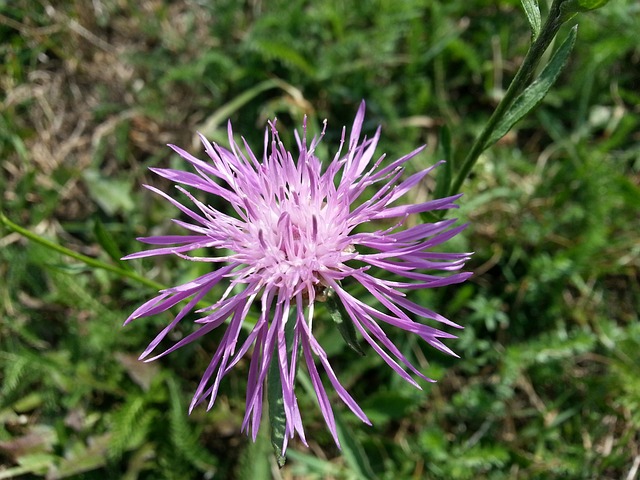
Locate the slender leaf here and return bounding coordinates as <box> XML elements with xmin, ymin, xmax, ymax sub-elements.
<box><xmin>235</xmin><ymin>428</ymin><xmax>271</xmax><ymax>480</ymax></box>
<box><xmin>486</xmin><ymin>25</ymin><xmax>578</xmax><ymax>149</ymax></box>
<box><xmin>93</xmin><ymin>219</ymin><xmax>129</xmax><ymax>269</ymax></box>
<box><xmin>251</xmin><ymin>39</ymin><xmax>316</xmax><ymax>76</ymax></box>
<box><xmin>335</xmin><ymin>409</ymin><xmax>378</xmax><ymax>480</ymax></box>
<box><xmin>167</xmin><ymin>377</ymin><xmax>218</xmax><ymax>473</ymax></box>
<box><xmin>562</xmin><ymin>0</ymin><xmax>611</xmax><ymax>14</ymax></box>
<box><xmin>267</xmin><ymin>355</ymin><xmax>287</xmax><ymax>468</ymax></box>
<box><xmin>267</xmin><ymin>309</ymin><xmax>297</xmax><ymax>467</ymax></box>
<box><xmin>326</xmin><ymin>287</ymin><xmax>365</xmax><ymax>356</ymax></box>
<box><xmin>434</xmin><ymin>125</ymin><xmax>453</xmax><ymax>201</ymax></box>
<box><xmin>520</xmin><ymin>0</ymin><xmax>542</xmax><ymax>40</ymax></box>
<box><xmin>0</xmin><ymin>454</ymin><xmax>56</xmax><ymax>479</ymax></box>
<box><xmin>82</xmin><ymin>170</ymin><xmax>134</xmax><ymax>215</ymax></box>
<box><xmin>196</xmin><ymin>78</ymin><xmax>304</xmax><ymax>141</ymax></box>
<box><xmin>285</xmin><ymin>450</ymin><xmax>343</xmax><ymax>477</ymax></box>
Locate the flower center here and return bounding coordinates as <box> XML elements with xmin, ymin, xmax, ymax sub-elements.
<box><xmin>241</xmin><ymin>193</ymin><xmax>349</xmax><ymax>295</ymax></box>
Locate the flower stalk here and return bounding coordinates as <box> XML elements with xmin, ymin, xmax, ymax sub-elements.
<box><xmin>0</xmin><ymin>211</ymin><xmax>163</xmax><ymax>292</ymax></box>
<box><xmin>449</xmin><ymin>0</ymin><xmax>575</xmax><ymax>197</ymax></box>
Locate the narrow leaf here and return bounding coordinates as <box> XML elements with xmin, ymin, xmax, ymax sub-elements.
<box><xmin>252</xmin><ymin>39</ymin><xmax>316</xmax><ymax>76</ymax></box>
<box><xmin>335</xmin><ymin>409</ymin><xmax>378</xmax><ymax>480</ymax></box>
<box><xmin>94</xmin><ymin>218</ymin><xmax>129</xmax><ymax>269</ymax></box>
<box><xmin>561</xmin><ymin>0</ymin><xmax>611</xmax><ymax>17</ymax></box>
<box><xmin>267</xmin><ymin>356</ymin><xmax>287</xmax><ymax>468</ymax></box>
<box><xmin>326</xmin><ymin>288</ymin><xmax>365</xmax><ymax>356</ymax></box>
<box><xmin>520</xmin><ymin>0</ymin><xmax>541</xmax><ymax>41</ymax></box>
<box><xmin>235</xmin><ymin>427</ymin><xmax>271</xmax><ymax>480</ymax></box>
<box><xmin>82</xmin><ymin>170</ymin><xmax>134</xmax><ymax>215</ymax></box>
<box><xmin>267</xmin><ymin>309</ymin><xmax>297</xmax><ymax>467</ymax></box>
<box><xmin>167</xmin><ymin>377</ymin><xmax>218</xmax><ymax>472</ymax></box>
<box><xmin>196</xmin><ymin>79</ymin><xmax>281</xmax><ymax>142</ymax></box>
<box><xmin>560</xmin><ymin>0</ymin><xmax>609</xmax><ymax>22</ymax></box>
<box><xmin>196</xmin><ymin>78</ymin><xmax>304</xmax><ymax>141</ymax></box>
<box><xmin>486</xmin><ymin>25</ymin><xmax>578</xmax><ymax>149</ymax></box>
<box><xmin>434</xmin><ymin>125</ymin><xmax>452</xmax><ymax>201</ymax></box>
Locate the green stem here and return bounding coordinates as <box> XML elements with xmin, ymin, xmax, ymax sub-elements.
<box><xmin>449</xmin><ymin>0</ymin><xmax>568</xmax><ymax>196</ymax></box>
<box><xmin>0</xmin><ymin>211</ymin><xmax>164</xmax><ymax>291</ymax></box>
<box><xmin>1</xmin><ymin>211</ymin><xmax>260</xmax><ymax>328</ymax></box>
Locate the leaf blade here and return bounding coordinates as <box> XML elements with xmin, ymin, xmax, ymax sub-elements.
<box><xmin>520</xmin><ymin>0</ymin><xmax>542</xmax><ymax>41</ymax></box>
<box><xmin>486</xmin><ymin>25</ymin><xmax>578</xmax><ymax>149</ymax></box>
<box><xmin>93</xmin><ymin>218</ymin><xmax>129</xmax><ymax>269</ymax></box>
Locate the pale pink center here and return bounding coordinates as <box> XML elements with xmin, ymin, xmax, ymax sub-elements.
<box><xmin>237</xmin><ymin>187</ymin><xmax>350</xmax><ymax>294</ymax></box>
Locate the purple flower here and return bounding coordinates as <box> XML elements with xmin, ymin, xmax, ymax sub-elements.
<box><xmin>124</xmin><ymin>101</ymin><xmax>471</xmax><ymax>450</ymax></box>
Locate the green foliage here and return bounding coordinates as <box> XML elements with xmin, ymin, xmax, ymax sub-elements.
<box><xmin>166</xmin><ymin>377</ymin><xmax>218</xmax><ymax>475</ymax></box>
<box><xmin>1</xmin><ymin>0</ymin><xmax>638</xmax><ymax>478</ymax></box>
<box><xmin>521</xmin><ymin>0</ymin><xmax>542</xmax><ymax>40</ymax></box>
<box><xmin>486</xmin><ymin>25</ymin><xmax>578</xmax><ymax>149</ymax></box>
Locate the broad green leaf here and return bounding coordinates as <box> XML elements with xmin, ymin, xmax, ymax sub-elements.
<box><xmin>520</xmin><ymin>0</ymin><xmax>541</xmax><ymax>41</ymax></box>
<box><xmin>361</xmin><ymin>389</ymin><xmax>421</xmax><ymax>424</ymax></box>
<box><xmin>54</xmin><ymin>434</ymin><xmax>111</xmax><ymax>478</ymax></box>
<box><xmin>486</xmin><ymin>25</ymin><xmax>578</xmax><ymax>149</ymax></box>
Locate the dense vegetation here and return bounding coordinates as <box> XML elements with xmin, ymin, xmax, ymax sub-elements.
<box><xmin>1</xmin><ymin>1</ymin><xmax>638</xmax><ymax>478</ymax></box>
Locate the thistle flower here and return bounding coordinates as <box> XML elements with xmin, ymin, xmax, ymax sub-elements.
<box><xmin>124</xmin><ymin>101</ymin><xmax>471</xmax><ymax>450</ymax></box>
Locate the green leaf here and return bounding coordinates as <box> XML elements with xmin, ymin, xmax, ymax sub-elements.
<box><xmin>486</xmin><ymin>25</ymin><xmax>578</xmax><ymax>149</ymax></box>
<box><xmin>93</xmin><ymin>219</ymin><xmax>129</xmax><ymax>269</ymax></box>
<box><xmin>54</xmin><ymin>434</ymin><xmax>111</xmax><ymax>478</ymax></box>
<box><xmin>520</xmin><ymin>0</ymin><xmax>541</xmax><ymax>41</ymax></box>
<box><xmin>361</xmin><ymin>389</ymin><xmax>421</xmax><ymax>424</ymax></box>
<box><xmin>167</xmin><ymin>377</ymin><xmax>217</xmax><ymax>473</ymax></box>
<box><xmin>434</xmin><ymin>125</ymin><xmax>452</xmax><ymax>201</ymax></box>
<box><xmin>562</xmin><ymin>0</ymin><xmax>611</xmax><ymax>14</ymax></box>
<box><xmin>285</xmin><ymin>449</ymin><xmax>343</xmax><ymax>477</ymax></box>
<box><xmin>0</xmin><ymin>453</ymin><xmax>55</xmax><ymax>479</ymax></box>
<box><xmin>267</xmin><ymin>356</ymin><xmax>287</xmax><ymax>468</ymax></box>
<box><xmin>196</xmin><ymin>78</ymin><xmax>305</xmax><ymax>142</ymax></box>
<box><xmin>267</xmin><ymin>308</ymin><xmax>297</xmax><ymax>467</ymax></box>
<box><xmin>251</xmin><ymin>39</ymin><xmax>316</xmax><ymax>77</ymax></box>
<box><xmin>296</xmin><ymin>372</ymin><xmax>377</xmax><ymax>478</ymax></box>
<box><xmin>559</xmin><ymin>0</ymin><xmax>611</xmax><ymax>22</ymax></box>
<box><xmin>108</xmin><ymin>395</ymin><xmax>148</xmax><ymax>460</ymax></box>
<box><xmin>326</xmin><ymin>287</ymin><xmax>365</xmax><ymax>356</ymax></box>
<box><xmin>335</xmin><ymin>410</ymin><xmax>378</xmax><ymax>480</ymax></box>
<box><xmin>82</xmin><ymin>170</ymin><xmax>134</xmax><ymax>215</ymax></box>
<box><xmin>235</xmin><ymin>430</ymin><xmax>271</xmax><ymax>479</ymax></box>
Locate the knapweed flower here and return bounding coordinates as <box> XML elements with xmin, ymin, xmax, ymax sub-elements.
<box><xmin>124</xmin><ymin>101</ymin><xmax>471</xmax><ymax>450</ymax></box>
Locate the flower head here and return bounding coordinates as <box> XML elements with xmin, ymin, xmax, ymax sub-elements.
<box><xmin>124</xmin><ymin>101</ymin><xmax>471</xmax><ymax>449</ymax></box>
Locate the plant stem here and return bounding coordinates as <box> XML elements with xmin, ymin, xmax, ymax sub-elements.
<box><xmin>0</xmin><ymin>211</ymin><xmax>164</xmax><ymax>291</ymax></box>
<box><xmin>449</xmin><ymin>0</ymin><xmax>568</xmax><ymax>196</ymax></box>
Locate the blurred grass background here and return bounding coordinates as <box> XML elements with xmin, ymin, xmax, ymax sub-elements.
<box><xmin>1</xmin><ymin>0</ymin><xmax>639</xmax><ymax>478</ymax></box>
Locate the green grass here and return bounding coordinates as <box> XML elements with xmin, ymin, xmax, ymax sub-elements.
<box><xmin>1</xmin><ymin>0</ymin><xmax>639</xmax><ymax>478</ymax></box>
